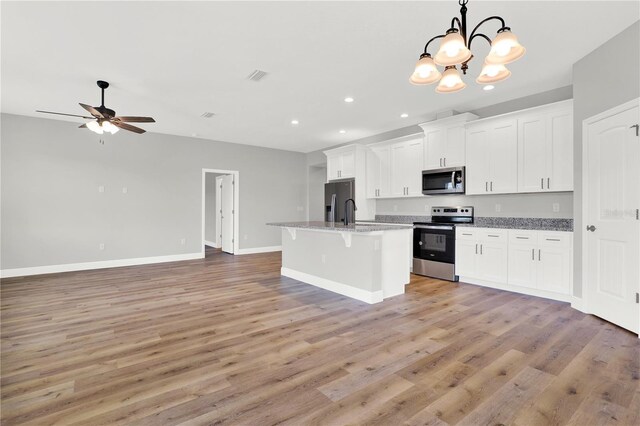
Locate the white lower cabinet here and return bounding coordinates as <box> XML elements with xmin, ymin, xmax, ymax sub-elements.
<box><xmin>457</xmin><ymin>227</ymin><xmax>572</xmax><ymax>300</ymax></box>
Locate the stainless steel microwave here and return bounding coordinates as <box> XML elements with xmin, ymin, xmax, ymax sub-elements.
<box><xmin>422</xmin><ymin>167</ymin><xmax>465</xmax><ymax>195</ymax></box>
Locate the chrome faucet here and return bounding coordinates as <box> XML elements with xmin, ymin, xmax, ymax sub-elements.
<box><xmin>344</xmin><ymin>198</ymin><xmax>357</xmax><ymax>226</ymax></box>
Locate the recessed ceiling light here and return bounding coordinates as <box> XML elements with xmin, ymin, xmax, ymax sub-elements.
<box><xmin>339</xmin><ymin>130</ymin><xmax>347</xmax><ymax>134</ymax></box>
<box><xmin>200</xmin><ymin>112</ymin><xmax>215</xmax><ymax>118</ymax></box>
<box><xmin>344</xmin><ymin>97</ymin><xmax>354</xmax><ymax>103</ymax></box>
<box><xmin>191</xmin><ymin>133</ymin><xmax>198</xmax><ymax>137</ymax></box>
<box><xmin>483</xmin><ymin>85</ymin><xmax>495</xmax><ymax>91</ymax></box>
<box><xmin>291</xmin><ymin>120</ymin><xmax>299</xmax><ymax>125</ymax></box>
<box><xmin>400</xmin><ymin>113</ymin><xmax>409</xmax><ymax>118</ymax></box>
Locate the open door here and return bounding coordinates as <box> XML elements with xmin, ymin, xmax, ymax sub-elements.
<box><xmin>220</xmin><ymin>174</ymin><xmax>235</xmax><ymax>254</ymax></box>
<box><xmin>215</xmin><ymin>176</ymin><xmax>223</xmax><ymax>248</ymax></box>
<box><xmin>584</xmin><ymin>102</ymin><xmax>639</xmax><ymax>333</ymax></box>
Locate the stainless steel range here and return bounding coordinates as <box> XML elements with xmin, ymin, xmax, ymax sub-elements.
<box><xmin>413</xmin><ymin>206</ymin><xmax>474</xmax><ymax>281</ymax></box>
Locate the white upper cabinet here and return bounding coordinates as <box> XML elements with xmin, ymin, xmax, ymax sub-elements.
<box><xmin>326</xmin><ymin>147</ymin><xmax>356</xmax><ymax>180</ymax></box>
<box><xmin>518</xmin><ymin>101</ymin><xmax>574</xmax><ymax>192</ymax></box>
<box><xmin>420</xmin><ymin>113</ymin><xmax>478</xmax><ymax>170</ymax></box>
<box><xmin>390</xmin><ymin>138</ymin><xmax>423</xmax><ymax>197</ymax></box>
<box><xmin>366</xmin><ymin>145</ymin><xmax>391</xmax><ymax>199</ymax></box>
<box><xmin>465</xmin><ymin>119</ymin><xmax>518</xmax><ymax>195</ymax></box>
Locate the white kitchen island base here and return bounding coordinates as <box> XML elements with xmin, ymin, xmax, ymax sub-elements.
<box><xmin>270</xmin><ymin>222</ymin><xmax>412</xmax><ymax>304</ymax></box>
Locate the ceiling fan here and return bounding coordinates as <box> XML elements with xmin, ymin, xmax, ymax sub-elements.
<box><xmin>36</xmin><ymin>80</ymin><xmax>155</xmax><ymax>134</ymax></box>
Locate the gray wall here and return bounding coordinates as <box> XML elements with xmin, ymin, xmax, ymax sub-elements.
<box><xmin>307</xmin><ymin>165</ymin><xmax>326</xmax><ymax>222</ymax></box>
<box><xmin>377</xmin><ymin>192</ymin><xmax>573</xmax><ymax>219</ymax></box>
<box><xmin>1</xmin><ymin>113</ymin><xmax>307</xmax><ymax>270</ymax></box>
<box><xmin>572</xmin><ymin>21</ymin><xmax>640</xmax><ymax>297</ymax></box>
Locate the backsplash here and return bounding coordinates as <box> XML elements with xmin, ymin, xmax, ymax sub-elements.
<box><xmin>375</xmin><ymin>192</ymin><xmax>573</xmax><ymax>219</ymax></box>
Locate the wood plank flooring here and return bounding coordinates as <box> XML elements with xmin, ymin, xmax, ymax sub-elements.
<box><xmin>1</xmin><ymin>248</ymin><xmax>638</xmax><ymax>425</ymax></box>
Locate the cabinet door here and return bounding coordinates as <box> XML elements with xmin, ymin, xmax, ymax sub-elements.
<box><xmin>465</xmin><ymin>126</ymin><xmax>490</xmax><ymax>195</ymax></box>
<box><xmin>406</xmin><ymin>139</ymin><xmax>424</xmax><ymax>196</ymax></box>
<box><xmin>375</xmin><ymin>146</ymin><xmax>391</xmax><ymax>197</ymax></box>
<box><xmin>537</xmin><ymin>246</ymin><xmax>571</xmax><ymax>294</ymax></box>
<box><xmin>518</xmin><ymin>114</ymin><xmax>548</xmax><ymax>193</ymax></box>
<box><xmin>390</xmin><ymin>143</ymin><xmax>408</xmax><ymax>197</ymax></box>
<box><xmin>444</xmin><ymin>125</ymin><xmax>466</xmax><ymax>167</ymax></box>
<box><xmin>489</xmin><ymin>120</ymin><xmax>518</xmax><ymax>194</ymax></box>
<box><xmin>508</xmin><ymin>244</ymin><xmax>537</xmax><ymax>288</ymax></box>
<box><xmin>340</xmin><ymin>151</ymin><xmax>355</xmax><ymax>178</ymax></box>
<box><xmin>455</xmin><ymin>240</ymin><xmax>477</xmax><ymax>277</ymax></box>
<box><xmin>366</xmin><ymin>149</ymin><xmax>380</xmax><ymax>199</ymax></box>
<box><xmin>548</xmin><ymin>110</ymin><xmax>573</xmax><ymax>191</ymax></box>
<box><xmin>423</xmin><ymin>128</ymin><xmax>445</xmax><ymax>169</ymax></box>
<box><xmin>327</xmin><ymin>154</ymin><xmax>341</xmax><ymax>181</ymax></box>
<box><xmin>477</xmin><ymin>241</ymin><xmax>508</xmax><ymax>283</ymax></box>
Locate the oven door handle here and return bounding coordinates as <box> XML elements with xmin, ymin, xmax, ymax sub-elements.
<box><xmin>414</xmin><ymin>225</ymin><xmax>454</xmax><ymax>230</ymax></box>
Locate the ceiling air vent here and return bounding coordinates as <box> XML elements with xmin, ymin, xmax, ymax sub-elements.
<box><xmin>200</xmin><ymin>112</ymin><xmax>215</xmax><ymax>118</ymax></box>
<box><xmin>246</xmin><ymin>69</ymin><xmax>268</xmax><ymax>82</ymax></box>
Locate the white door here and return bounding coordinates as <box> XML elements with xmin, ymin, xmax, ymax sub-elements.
<box><xmin>340</xmin><ymin>151</ymin><xmax>355</xmax><ymax>178</ymax></box>
<box><xmin>518</xmin><ymin>114</ymin><xmax>548</xmax><ymax>193</ymax></box>
<box><xmin>406</xmin><ymin>139</ymin><xmax>424</xmax><ymax>196</ymax></box>
<box><xmin>465</xmin><ymin>126</ymin><xmax>490</xmax><ymax>195</ymax></box>
<box><xmin>424</xmin><ymin>128</ymin><xmax>445</xmax><ymax>169</ymax></box>
<box><xmin>477</xmin><ymin>241</ymin><xmax>508</xmax><ymax>284</ymax></box>
<box><xmin>508</xmin><ymin>244</ymin><xmax>537</xmax><ymax>289</ymax></box>
<box><xmin>548</xmin><ymin>110</ymin><xmax>574</xmax><ymax>191</ymax></box>
<box><xmin>489</xmin><ymin>120</ymin><xmax>518</xmax><ymax>194</ymax></box>
<box><xmin>537</xmin><ymin>246</ymin><xmax>571</xmax><ymax>295</ymax></box>
<box><xmin>215</xmin><ymin>176</ymin><xmax>223</xmax><ymax>248</ymax></box>
<box><xmin>455</xmin><ymin>240</ymin><xmax>478</xmax><ymax>277</ymax></box>
<box><xmin>585</xmin><ymin>103</ymin><xmax>639</xmax><ymax>333</ymax></box>
<box><xmin>327</xmin><ymin>154</ymin><xmax>340</xmax><ymax>180</ymax></box>
<box><xmin>220</xmin><ymin>174</ymin><xmax>235</xmax><ymax>254</ymax></box>
<box><xmin>444</xmin><ymin>125</ymin><xmax>466</xmax><ymax>167</ymax></box>
<box><xmin>390</xmin><ymin>143</ymin><xmax>408</xmax><ymax>197</ymax></box>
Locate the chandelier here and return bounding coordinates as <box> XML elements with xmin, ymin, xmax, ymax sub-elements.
<box><xmin>410</xmin><ymin>0</ymin><xmax>525</xmax><ymax>93</ymax></box>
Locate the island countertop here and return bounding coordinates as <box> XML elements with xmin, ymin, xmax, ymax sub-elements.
<box><xmin>267</xmin><ymin>221</ymin><xmax>413</xmax><ymax>233</ymax></box>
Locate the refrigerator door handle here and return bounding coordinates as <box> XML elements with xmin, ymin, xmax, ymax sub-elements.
<box><xmin>330</xmin><ymin>193</ymin><xmax>336</xmax><ymax>223</ymax></box>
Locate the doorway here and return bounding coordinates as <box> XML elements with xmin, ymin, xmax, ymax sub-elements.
<box><xmin>583</xmin><ymin>98</ymin><xmax>639</xmax><ymax>333</ymax></box>
<box><xmin>202</xmin><ymin>169</ymin><xmax>239</xmax><ymax>257</ymax></box>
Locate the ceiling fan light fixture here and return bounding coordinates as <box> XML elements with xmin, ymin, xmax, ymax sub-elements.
<box><xmin>485</xmin><ymin>28</ymin><xmax>526</xmax><ymax>64</ymax></box>
<box><xmin>476</xmin><ymin>61</ymin><xmax>511</xmax><ymax>84</ymax></box>
<box><xmin>87</xmin><ymin>120</ymin><xmax>103</xmax><ymax>134</ymax></box>
<box><xmin>409</xmin><ymin>54</ymin><xmax>441</xmax><ymax>85</ymax></box>
<box><xmin>434</xmin><ymin>29</ymin><xmax>472</xmax><ymax>66</ymax></box>
<box><xmin>436</xmin><ymin>66</ymin><xmax>466</xmax><ymax>93</ymax></box>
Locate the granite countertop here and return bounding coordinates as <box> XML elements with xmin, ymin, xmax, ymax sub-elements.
<box><xmin>456</xmin><ymin>217</ymin><xmax>573</xmax><ymax>232</ymax></box>
<box><xmin>267</xmin><ymin>221</ymin><xmax>413</xmax><ymax>233</ymax></box>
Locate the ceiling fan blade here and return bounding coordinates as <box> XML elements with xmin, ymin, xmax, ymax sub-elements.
<box><xmin>113</xmin><ymin>116</ymin><xmax>155</xmax><ymax>123</ymax></box>
<box><xmin>79</xmin><ymin>103</ymin><xmax>104</xmax><ymax>118</ymax></box>
<box><xmin>112</xmin><ymin>121</ymin><xmax>146</xmax><ymax>134</ymax></box>
<box><xmin>78</xmin><ymin>123</ymin><xmax>88</xmax><ymax>128</ymax></box>
<box><xmin>36</xmin><ymin>110</ymin><xmax>94</xmax><ymax>119</ymax></box>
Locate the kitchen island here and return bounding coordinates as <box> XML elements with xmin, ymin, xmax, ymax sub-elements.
<box><xmin>267</xmin><ymin>221</ymin><xmax>412</xmax><ymax>304</ymax></box>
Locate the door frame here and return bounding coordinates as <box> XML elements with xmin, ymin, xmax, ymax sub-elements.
<box><xmin>581</xmin><ymin>97</ymin><xmax>640</xmax><ymax>331</ymax></box>
<box><xmin>201</xmin><ymin>168</ymin><xmax>239</xmax><ymax>256</ymax></box>
<box><xmin>215</xmin><ymin>175</ymin><xmax>223</xmax><ymax>248</ymax></box>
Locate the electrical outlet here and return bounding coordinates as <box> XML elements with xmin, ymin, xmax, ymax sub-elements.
<box><xmin>98</xmin><ymin>185</ymin><xmax>105</xmax><ymax>193</ymax></box>
<box><xmin>495</xmin><ymin>204</ymin><xmax>502</xmax><ymax>213</ymax></box>
<box><xmin>321</xmin><ymin>254</ymin><xmax>326</xmax><ymax>264</ymax></box>
<box><xmin>553</xmin><ymin>203</ymin><xmax>560</xmax><ymax>213</ymax></box>
<box><xmin>180</xmin><ymin>238</ymin><xmax>186</xmax><ymax>245</ymax></box>
<box><xmin>122</xmin><ymin>187</ymin><xmax>128</xmax><ymax>194</ymax></box>
<box><xmin>99</xmin><ymin>243</ymin><xmax>105</xmax><ymax>250</ymax></box>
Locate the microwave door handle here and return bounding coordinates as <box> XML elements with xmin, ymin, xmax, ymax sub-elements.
<box><xmin>451</xmin><ymin>171</ymin><xmax>456</xmax><ymax>189</ymax></box>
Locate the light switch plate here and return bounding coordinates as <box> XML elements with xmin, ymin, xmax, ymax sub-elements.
<box><xmin>122</xmin><ymin>187</ymin><xmax>128</xmax><ymax>194</ymax></box>
<box><xmin>98</xmin><ymin>185</ymin><xmax>105</xmax><ymax>193</ymax></box>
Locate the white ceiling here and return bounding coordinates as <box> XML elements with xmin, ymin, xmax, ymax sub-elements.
<box><xmin>2</xmin><ymin>1</ymin><xmax>638</xmax><ymax>153</ymax></box>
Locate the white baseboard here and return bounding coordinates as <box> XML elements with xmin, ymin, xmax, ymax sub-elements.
<box><xmin>571</xmin><ymin>296</ymin><xmax>588</xmax><ymax>313</ymax></box>
<box><xmin>0</xmin><ymin>252</ymin><xmax>204</xmax><ymax>279</ymax></box>
<box><xmin>235</xmin><ymin>245</ymin><xmax>282</xmax><ymax>255</ymax></box>
<box><xmin>204</xmin><ymin>240</ymin><xmax>219</xmax><ymax>248</ymax></box>
<box><xmin>457</xmin><ymin>276</ymin><xmax>573</xmax><ymax>304</ymax></box>
<box><xmin>281</xmin><ymin>267</ymin><xmax>383</xmax><ymax>304</ymax></box>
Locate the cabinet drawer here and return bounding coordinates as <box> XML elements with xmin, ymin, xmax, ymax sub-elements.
<box><xmin>456</xmin><ymin>228</ymin><xmax>477</xmax><ymax>240</ymax></box>
<box><xmin>479</xmin><ymin>229</ymin><xmax>507</xmax><ymax>242</ymax></box>
<box><xmin>509</xmin><ymin>230</ymin><xmax>538</xmax><ymax>245</ymax></box>
<box><xmin>538</xmin><ymin>232</ymin><xmax>572</xmax><ymax>248</ymax></box>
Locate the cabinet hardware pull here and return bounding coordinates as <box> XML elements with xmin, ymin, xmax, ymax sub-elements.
<box><xmin>486</xmin><ymin>182</ymin><xmax>488</xmax><ymax>192</ymax></box>
<box><xmin>636</xmin><ymin>209</ymin><xmax>639</xmax><ymax>220</ymax></box>
<box><xmin>462</xmin><ymin>233</ymin><xmax>472</xmax><ymax>236</ymax></box>
<box><xmin>538</xmin><ymin>249</ymin><xmax>541</xmax><ymax>261</ymax></box>
<box><xmin>546</xmin><ymin>238</ymin><xmax>561</xmax><ymax>241</ymax></box>
<box><xmin>439</xmin><ymin>158</ymin><xmax>442</xmax><ymax>167</ymax></box>
<box><xmin>490</xmin><ymin>181</ymin><xmax>493</xmax><ymax>191</ymax></box>
<box><xmin>541</xmin><ymin>178</ymin><xmax>544</xmax><ymax>189</ymax></box>
<box><xmin>443</xmin><ymin>158</ymin><xmax>446</xmax><ymax>167</ymax></box>
<box><xmin>631</xmin><ymin>124</ymin><xmax>639</xmax><ymax>137</ymax></box>
<box><xmin>516</xmin><ymin>236</ymin><xmax>529</xmax><ymax>239</ymax></box>
<box><xmin>532</xmin><ymin>248</ymin><xmax>535</xmax><ymax>260</ymax></box>
<box><xmin>480</xmin><ymin>244</ymin><xmax>483</xmax><ymax>255</ymax></box>
<box><xmin>475</xmin><ymin>243</ymin><xmax>478</xmax><ymax>254</ymax></box>
<box><xmin>547</xmin><ymin>177</ymin><xmax>550</xmax><ymax>189</ymax></box>
<box><xmin>488</xmin><ymin>234</ymin><xmax>499</xmax><ymax>237</ymax></box>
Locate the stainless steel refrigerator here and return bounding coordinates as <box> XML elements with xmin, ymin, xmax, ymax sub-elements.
<box><xmin>324</xmin><ymin>179</ymin><xmax>355</xmax><ymax>224</ymax></box>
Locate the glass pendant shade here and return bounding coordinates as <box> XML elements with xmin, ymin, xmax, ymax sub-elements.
<box><xmin>485</xmin><ymin>29</ymin><xmax>526</xmax><ymax>65</ymax></box>
<box><xmin>434</xmin><ymin>30</ymin><xmax>472</xmax><ymax>66</ymax></box>
<box><xmin>409</xmin><ymin>54</ymin><xmax>442</xmax><ymax>85</ymax></box>
<box><xmin>476</xmin><ymin>61</ymin><xmax>511</xmax><ymax>84</ymax></box>
<box><xmin>436</xmin><ymin>66</ymin><xmax>466</xmax><ymax>93</ymax></box>
<box><xmin>102</xmin><ymin>121</ymin><xmax>119</xmax><ymax>134</ymax></box>
<box><xmin>86</xmin><ymin>121</ymin><xmax>104</xmax><ymax>134</ymax></box>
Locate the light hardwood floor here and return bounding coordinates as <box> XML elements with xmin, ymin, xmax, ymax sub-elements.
<box><xmin>1</xmin><ymin>248</ymin><xmax>638</xmax><ymax>425</ymax></box>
